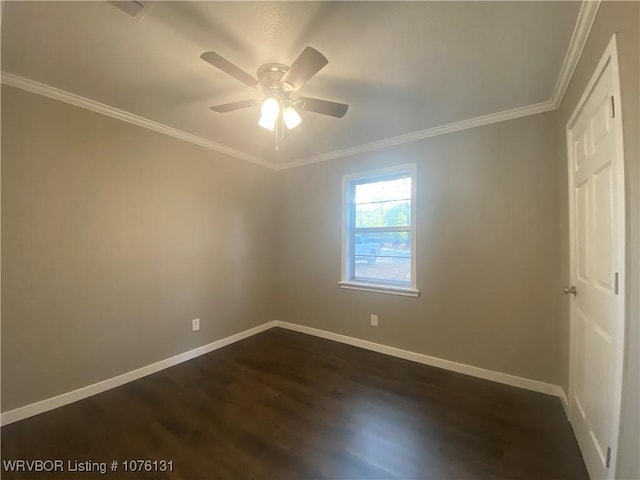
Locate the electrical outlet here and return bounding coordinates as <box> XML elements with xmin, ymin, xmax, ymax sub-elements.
<box><xmin>192</xmin><ymin>318</ymin><xmax>200</xmax><ymax>332</ymax></box>
<box><xmin>370</xmin><ymin>314</ymin><xmax>378</xmax><ymax>327</ymax></box>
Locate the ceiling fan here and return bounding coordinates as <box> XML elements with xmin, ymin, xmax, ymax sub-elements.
<box><xmin>200</xmin><ymin>46</ymin><xmax>348</xmax><ymax>148</ymax></box>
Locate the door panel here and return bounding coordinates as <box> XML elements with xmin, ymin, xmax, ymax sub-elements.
<box><xmin>574</xmin><ymin>308</ymin><xmax>588</xmax><ymax>420</ymax></box>
<box><xmin>590</xmin><ymin>94</ymin><xmax>611</xmax><ymax>147</ymax></box>
<box><xmin>587</xmin><ymin>322</ymin><xmax>613</xmax><ymax>462</ymax></box>
<box><xmin>576</xmin><ymin>182</ymin><xmax>590</xmax><ymax>282</ymax></box>
<box><xmin>575</xmin><ymin>129</ymin><xmax>588</xmax><ymax>170</ymax></box>
<box><xmin>593</xmin><ymin>164</ymin><xmax>613</xmax><ymax>291</ymax></box>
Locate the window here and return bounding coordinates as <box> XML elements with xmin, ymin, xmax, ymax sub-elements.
<box><xmin>339</xmin><ymin>164</ymin><xmax>418</xmax><ymax>297</ymax></box>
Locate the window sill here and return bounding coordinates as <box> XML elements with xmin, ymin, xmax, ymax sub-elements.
<box><xmin>338</xmin><ymin>281</ymin><xmax>420</xmax><ymax>297</ymax></box>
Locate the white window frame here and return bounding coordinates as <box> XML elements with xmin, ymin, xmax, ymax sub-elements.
<box><xmin>339</xmin><ymin>163</ymin><xmax>419</xmax><ymax>297</ymax></box>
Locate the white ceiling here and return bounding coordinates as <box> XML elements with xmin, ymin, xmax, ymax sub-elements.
<box><xmin>1</xmin><ymin>1</ymin><xmax>582</xmax><ymax>168</ymax></box>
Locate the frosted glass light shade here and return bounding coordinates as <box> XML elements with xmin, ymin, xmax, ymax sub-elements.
<box><xmin>283</xmin><ymin>107</ymin><xmax>302</xmax><ymax>129</ymax></box>
<box><xmin>261</xmin><ymin>97</ymin><xmax>280</xmax><ymax>119</ymax></box>
<box><xmin>258</xmin><ymin>113</ymin><xmax>276</xmax><ymax>131</ymax></box>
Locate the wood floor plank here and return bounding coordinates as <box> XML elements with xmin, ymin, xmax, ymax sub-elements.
<box><xmin>1</xmin><ymin>328</ymin><xmax>588</xmax><ymax>479</ymax></box>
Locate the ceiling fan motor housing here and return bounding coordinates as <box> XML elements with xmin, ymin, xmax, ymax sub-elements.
<box><xmin>257</xmin><ymin>64</ymin><xmax>291</xmax><ymax>101</ymax></box>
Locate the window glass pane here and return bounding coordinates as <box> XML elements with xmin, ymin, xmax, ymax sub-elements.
<box><xmin>354</xmin><ymin>177</ymin><xmax>411</xmax><ymax>205</ymax></box>
<box><xmin>354</xmin><ymin>256</ymin><xmax>411</xmax><ymax>284</ymax></box>
<box><xmin>352</xmin><ymin>233</ymin><xmax>412</xmax><ymax>284</ymax></box>
<box><xmin>355</xmin><ymin>199</ymin><xmax>410</xmax><ymax>228</ymax></box>
<box><xmin>353</xmin><ymin>232</ymin><xmax>410</xmax><ymax>250</ymax></box>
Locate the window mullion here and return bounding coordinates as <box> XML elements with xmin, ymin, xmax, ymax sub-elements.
<box><xmin>352</xmin><ymin>226</ymin><xmax>411</xmax><ymax>234</ymax></box>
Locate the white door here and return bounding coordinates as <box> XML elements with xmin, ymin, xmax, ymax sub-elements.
<box><xmin>566</xmin><ymin>36</ymin><xmax>626</xmax><ymax>480</ymax></box>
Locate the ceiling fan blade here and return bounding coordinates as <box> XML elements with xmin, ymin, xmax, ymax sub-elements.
<box><xmin>210</xmin><ymin>99</ymin><xmax>260</xmax><ymax>113</ymax></box>
<box><xmin>201</xmin><ymin>51</ymin><xmax>259</xmax><ymax>89</ymax></box>
<box><xmin>281</xmin><ymin>47</ymin><xmax>328</xmax><ymax>92</ymax></box>
<box><xmin>296</xmin><ymin>97</ymin><xmax>348</xmax><ymax>118</ymax></box>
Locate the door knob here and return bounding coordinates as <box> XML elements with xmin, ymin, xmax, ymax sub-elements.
<box><xmin>563</xmin><ymin>286</ymin><xmax>577</xmax><ymax>296</ymax></box>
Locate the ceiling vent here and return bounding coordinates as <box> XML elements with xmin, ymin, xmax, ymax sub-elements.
<box><xmin>108</xmin><ymin>1</ymin><xmax>146</xmax><ymax>19</ymax></box>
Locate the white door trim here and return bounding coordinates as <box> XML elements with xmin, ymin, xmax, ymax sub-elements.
<box><xmin>566</xmin><ymin>33</ymin><xmax>626</xmax><ymax>479</ymax></box>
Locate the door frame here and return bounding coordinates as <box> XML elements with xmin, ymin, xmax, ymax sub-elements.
<box><xmin>565</xmin><ymin>33</ymin><xmax>626</xmax><ymax>479</ymax></box>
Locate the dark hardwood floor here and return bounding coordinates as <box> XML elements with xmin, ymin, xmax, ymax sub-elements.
<box><xmin>2</xmin><ymin>328</ymin><xmax>587</xmax><ymax>479</ymax></box>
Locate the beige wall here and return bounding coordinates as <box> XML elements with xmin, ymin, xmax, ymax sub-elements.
<box><xmin>1</xmin><ymin>85</ymin><xmax>277</xmax><ymax>411</ymax></box>
<box><xmin>275</xmin><ymin>112</ymin><xmax>564</xmax><ymax>384</ymax></box>
<box><xmin>556</xmin><ymin>2</ymin><xmax>639</xmax><ymax>478</ymax></box>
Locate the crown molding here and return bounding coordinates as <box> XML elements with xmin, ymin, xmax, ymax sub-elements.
<box><xmin>0</xmin><ymin>72</ymin><xmax>274</xmax><ymax>170</ymax></box>
<box><xmin>278</xmin><ymin>0</ymin><xmax>600</xmax><ymax>170</ymax></box>
<box><xmin>550</xmin><ymin>0</ymin><xmax>601</xmax><ymax>108</ymax></box>
<box><xmin>276</xmin><ymin>100</ymin><xmax>555</xmax><ymax>170</ymax></box>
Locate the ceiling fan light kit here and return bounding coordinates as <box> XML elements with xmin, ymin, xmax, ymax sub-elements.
<box><xmin>201</xmin><ymin>46</ymin><xmax>348</xmax><ymax>149</ymax></box>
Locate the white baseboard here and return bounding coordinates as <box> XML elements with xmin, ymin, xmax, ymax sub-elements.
<box><xmin>2</xmin><ymin>319</ymin><xmax>566</xmax><ymax>426</ymax></box>
<box><xmin>558</xmin><ymin>387</ymin><xmax>570</xmax><ymax>418</ymax></box>
<box><xmin>1</xmin><ymin>321</ymin><xmax>277</xmax><ymax>426</ymax></box>
<box><xmin>274</xmin><ymin>321</ymin><xmax>564</xmax><ymax>398</ymax></box>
